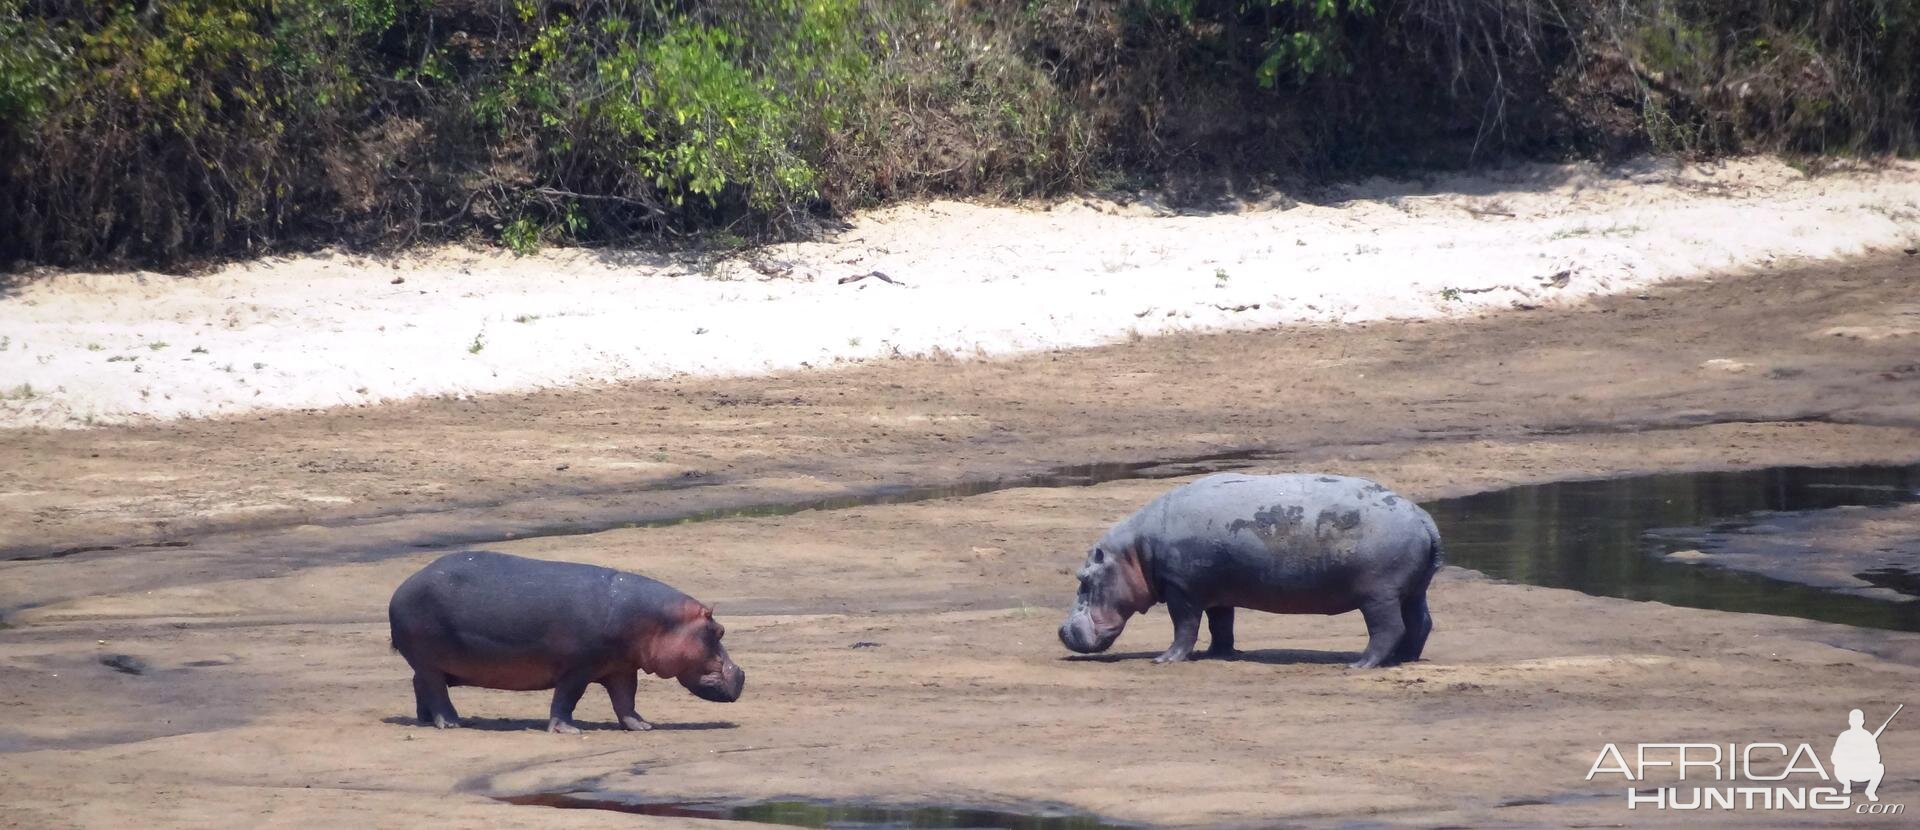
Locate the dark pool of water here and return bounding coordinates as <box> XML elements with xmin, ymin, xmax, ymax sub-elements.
<box><xmin>1423</xmin><ymin>462</ymin><xmax>1920</xmax><ymax>631</ymax></box>
<box><xmin>498</xmin><ymin>792</ymin><xmax>1131</xmax><ymax>829</ymax></box>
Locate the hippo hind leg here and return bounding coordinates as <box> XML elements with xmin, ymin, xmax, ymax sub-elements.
<box><xmin>1350</xmin><ymin>597</ymin><xmax>1407</xmax><ymax>669</ymax></box>
<box><xmin>1392</xmin><ymin>594</ymin><xmax>1432</xmax><ymax>664</ymax></box>
<box><xmin>548</xmin><ymin>670</ymin><xmax>594</xmax><ymax>734</ymax></box>
<box><xmin>412</xmin><ymin>671</ymin><xmax>461</xmax><ymax>728</ymax></box>
<box><xmin>1204</xmin><ymin>607</ymin><xmax>1240</xmax><ymax>658</ymax></box>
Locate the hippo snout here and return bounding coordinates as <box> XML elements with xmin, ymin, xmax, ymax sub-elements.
<box><xmin>684</xmin><ymin>660</ymin><xmax>746</xmax><ymax>703</ymax></box>
<box><xmin>1058</xmin><ymin>614</ymin><xmax>1115</xmax><ymax>655</ymax></box>
<box><xmin>1057</xmin><ymin>622</ymin><xmax>1089</xmax><ymax>653</ymax></box>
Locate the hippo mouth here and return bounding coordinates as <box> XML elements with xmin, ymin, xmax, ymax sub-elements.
<box><xmin>1058</xmin><ymin>614</ymin><xmax>1124</xmax><ymax>654</ymax></box>
<box><xmin>682</xmin><ymin>661</ymin><xmax>746</xmax><ymax>703</ymax></box>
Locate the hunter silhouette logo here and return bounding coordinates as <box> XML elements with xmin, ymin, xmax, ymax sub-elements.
<box><xmin>1587</xmin><ymin>704</ymin><xmax>1905</xmax><ymax>814</ymax></box>
<box><xmin>1833</xmin><ymin>705</ymin><xmax>1899</xmax><ymax>802</ymax></box>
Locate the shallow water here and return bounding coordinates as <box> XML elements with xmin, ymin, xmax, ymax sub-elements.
<box><xmin>497</xmin><ymin>792</ymin><xmax>1131</xmax><ymax>829</ymax></box>
<box><xmin>1423</xmin><ymin>463</ymin><xmax>1920</xmax><ymax>631</ymax></box>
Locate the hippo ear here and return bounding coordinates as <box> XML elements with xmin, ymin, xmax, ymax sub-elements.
<box><xmin>701</xmin><ymin>606</ymin><xmax>714</xmax><ymax>620</ymax></box>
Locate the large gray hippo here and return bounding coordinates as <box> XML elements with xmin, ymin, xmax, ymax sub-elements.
<box><xmin>389</xmin><ymin>551</ymin><xmax>745</xmax><ymax>733</ymax></box>
<box><xmin>1058</xmin><ymin>474</ymin><xmax>1442</xmax><ymax>668</ymax></box>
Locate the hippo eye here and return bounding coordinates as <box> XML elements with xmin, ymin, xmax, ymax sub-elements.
<box><xmin>1091</xmin><ymin>548</ymin><xmax>1106</xmax><ymax>565</ymax></box>
<box><xmin>713</xmin><ymin>623</ymin><xmax>726</xmax><ymax>640</ymax></box>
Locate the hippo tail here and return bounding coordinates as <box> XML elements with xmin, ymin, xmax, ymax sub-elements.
<box><xmin>1419</xmin><ymin>509</ymin><xmax>1445</xmax><ymax>576</ymax></box>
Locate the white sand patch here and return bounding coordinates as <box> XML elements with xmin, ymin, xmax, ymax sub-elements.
<box><xmin>3</xmin><ymin>156</ymin><xmax>1918</xmax><ymax>428</ymax></box>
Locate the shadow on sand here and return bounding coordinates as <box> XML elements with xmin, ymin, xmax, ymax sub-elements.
<box><xmin>1062</xmin><ymin>647</ymin><xmax>1356</xmax><ymax>666</ymax></box>
<box><xmin>381</xmin><ymin>716</ymin><xmax>737</xmax><ymax>732</ymax></box>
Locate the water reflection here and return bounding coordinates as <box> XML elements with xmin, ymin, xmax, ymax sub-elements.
<box><xmin>1423</xmin><ymin>463</ymin><xmax>1920</xmax><ymax>631</ymax></box>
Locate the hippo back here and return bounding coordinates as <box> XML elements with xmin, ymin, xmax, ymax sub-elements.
<box><xmin>389</xmin><ymin>550</ymin><xmax>692</xmax><ymax>660</ymax></box>
<box><xmin>1102</xmin><ymin>473</ymin><xmax>1439</xmax><ymax>581</ymax></box>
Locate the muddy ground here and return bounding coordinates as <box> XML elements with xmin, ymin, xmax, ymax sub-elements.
<box><xmin>3</xmin><ymin>256</ymin><xmax>1920</xmax><ymax>828</ymax></box>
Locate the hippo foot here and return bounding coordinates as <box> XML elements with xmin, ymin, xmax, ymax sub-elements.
<box><xmin>430</xmin><ymin>717</ymin><xmax>461</xmax><ymax>730</ymax></box>
<box><xmin>619</xmin><ymin>715</ymin><xmax>654</xmax><ymax>732</ymax></box>
<box><xmin>1151</xmin><ymin>650</ymin><xmax>1193</xmax><ymax>664</ymax></box>
<box><xmin>1347</xmin><ymin>656</ymin><xmax>1391</xmax><ymax>669</ymax></box>
<box><xmin>548</xmin><ymin>719</ymin><xmax>583</xmax><ymax>735</ymax></box>
<box><xmin>1204</xmin><ymin>646</ymin><xmax>1241</xmax><ymax>660</ymax></box>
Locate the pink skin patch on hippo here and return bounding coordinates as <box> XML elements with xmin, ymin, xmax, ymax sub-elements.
<box><xmin>1088</xmin><ymin>547</ymin><xmax>1156</xmax><ymax>635</ymax></box>
<box><xmin>438</xmin><ymin>657</ymin><xmax>562</xmax><ymax>692</ymax></box>
<box><xmin>632</xmin><ymin>601</ymin><xmax>713</xmax><ymax>678</ymax></box>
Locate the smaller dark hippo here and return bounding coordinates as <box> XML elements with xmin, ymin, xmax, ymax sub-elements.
<box><xmin>1058</xmin><ymin>474</ymin><xmax>1442</xmax><ymax>668</ymax></box>
<box><xmin>388</xmin><ymin>551</ymin><xmax>744</xmax><ymax>733</ymax></box>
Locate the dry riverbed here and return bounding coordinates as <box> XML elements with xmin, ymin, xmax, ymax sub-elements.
<box><xmin>3</xmin><ymin>255</ymin><xmax>1920</xmax><ymax>828</ymax></box>
<box><xmin>3</xmin><ymin>426</ymin><xmax>1919</xmax><ymax>829</ymax></box>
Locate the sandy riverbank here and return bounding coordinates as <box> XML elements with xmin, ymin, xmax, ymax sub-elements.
<box><xmin>4</xmin><ymin>156</ymin><xmax>1917</xmax><ymax>428</ymax></box>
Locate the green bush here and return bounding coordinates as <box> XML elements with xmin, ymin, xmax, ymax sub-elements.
<box><xmin>469</xmin><ymin>0</ymin><xmax>874</xmax><ymax>239</ymax></box>
<box><xmin>2</xmin><ymin>1</ymin><xmax>1915</xmax><ymax>270</ymax></box>
<box><xmin>0</xmin><ymin>2</ymin><xmax>66</xmax><ymax>128</ymax></box>
<box><xmin>1579</xmin><ymin>1</ymin><xmax>1920</xmax><ymax>155</ymax></box>
<box><xmin>0</xmin><ymin>0</ymin><xmax>380</xmax><ymax>264</ymax></box>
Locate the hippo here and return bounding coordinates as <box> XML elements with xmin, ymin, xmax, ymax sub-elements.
<box><xmin>388</xmin><ymin>551</ymin><xmax>745</xmax><ymax>733</ymax></box>
<box><xmin>1058</xmin><ymin>473</ymin><xmax>1442</xmax><ymax>668</ymax></box>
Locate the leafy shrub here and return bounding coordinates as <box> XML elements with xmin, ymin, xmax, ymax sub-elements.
<box><xmin>1572</xmin><ymin>1</ymin><xmax>1920</xmax><ymax>155</ymax></box>
<box><xmin>466</xmin><ymin>0</ymin><xmax>874</xmax><ymax>239</ymax></box>
<box><xmin>0</xmin><ymin>0</ymin><xmax>381</xmax><ymax>265</ymax></box>
<box><xmin>1</xmin><ymin>1</ymin><xmax>1915</xmax><ymax>270</ymax></box>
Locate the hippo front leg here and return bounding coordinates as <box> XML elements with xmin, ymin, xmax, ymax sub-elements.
<box><xmin>603</xmin><ymin>671</ymin><xmax>654</xmax><ymax>732</ymax></box>
<box><xmin>1153</xmin><ymin>597</ymin><xmax>1203</xmax><ymax>664</ymax></box>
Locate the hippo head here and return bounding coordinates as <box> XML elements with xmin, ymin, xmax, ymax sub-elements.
<box><xmin>642</xmin><ymin>604</ymin><xmax>746</xmax><ymax>703</ymax></box>
<box><xmin>1058</xmin><ymin>545</ymin><xmax>1156</xmax><ymax>654</ymax></box>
